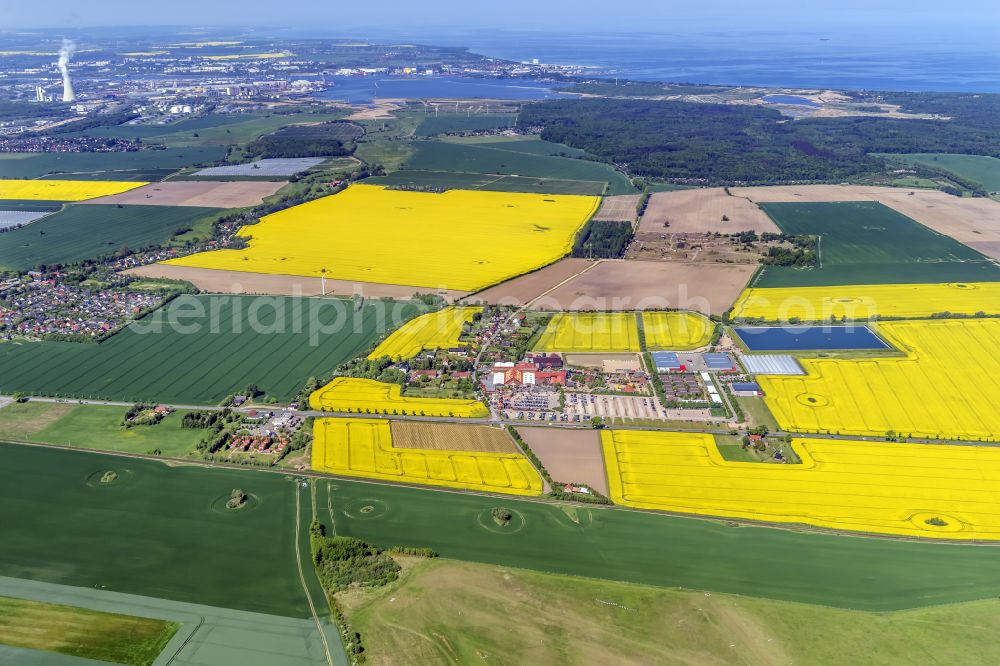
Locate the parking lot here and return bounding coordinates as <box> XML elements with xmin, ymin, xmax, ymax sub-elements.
<box><xmin>565</xmin><ymin>393</ymin><xmax>667</xmax><ymax>419</ymax></box>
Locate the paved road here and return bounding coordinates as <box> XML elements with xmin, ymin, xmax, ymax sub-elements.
<box><xmin>5</xmin><ymin>394</ymin><xmax>997</xmax><ymax>447</ymax></box>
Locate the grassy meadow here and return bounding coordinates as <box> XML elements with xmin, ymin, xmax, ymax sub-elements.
<box><xmin>345</xmin><ymin>557</ymin><xmax>1000</xmax><ymax>666</ymax></box>
<box><xmin>880</xmin><ymin>153</ymin><xmax>1000</xmax><ymax>192</ymax></box>
<box><xmin>0</xmin><ymin>148</ymin><xmax>226</xmax><ymax>180</ymax></box>
<box><xmin>0</xmin><ymin>596</ymin><xmax>178</xmax><ymax>666</ymax></box>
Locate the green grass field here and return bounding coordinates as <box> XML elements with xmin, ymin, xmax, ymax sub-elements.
<box><xmin>414</xmin><ymin>114</ymin><xmax>519</xmax><ymax>136</ymax></box>
<box><xmin>444</xmin><ymin>135</ymin><xmax>589</xmax><ymax>157</ymax></box>
<box><xmin>0</xmin><ymin>295</ymin><xmax>421</xmax><ymax>404</ymax></box>
<box><xmin>0</xmin><ymin>443</ymin><xmax>321</xmax><ymax>618</ymax></box>
<box><xmin>0</xmin><ymin>596</ymin><xmax>178</xmax><ymax>666</ymax></box>
<box><xmin>0</xmin><ymin>402</ymin><xmax>205</xmax><ymax>456</ymax></box>
<box><xmin>364</xmin><ymin>170</ymin><xmax>608</xmax><ymax>195</ymax></box>
<box><xmin>754</xmin><ymin>201</ymin><xmax>1000</xmax><ymax>287</ymax></box>
<box><xmin>345</xmin><ymin>558</ymin><xmax>1000</xmax><ymax>666</ymax></box>
<box><xmin>0</xmin><ymin>200</ymin><xmax>65</xmax><ymax>212</ymax></box>
<box><xmin>0</xmin><ymin>148</ymin><xmax>226</xmax><ymax>180</ymax></box>
<box><xmin>0</xmin><ymin>204</ymin><xmax>223</xmax><ymax>272</ymax></box>
<box><xmin>880</xmin><ymin>153</ymin><xmax>1000</xmax><ymax>192</ymax></box>
<box><xmin>399</xmin><ymin>140</ymin><xmax>635</xmax><ymax>195</ymax></box>
<box><xmin>315</xmin><ymin>477</ymin><xmax>1000</xmax><ymax>612</ymax></box>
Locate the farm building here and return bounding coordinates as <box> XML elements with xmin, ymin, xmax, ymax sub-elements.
<box><xmin>741</xmin><ymin>354</ymin><xmax>805</xmax><ymax>376</ymax></box>
<box><xmin>731</xmin><ymin>382</ymin><xmax>764</xmax><ymax>397</ymax></box>
<box><xmin>704</xmin><ymin>352</ymin><xmax>737</xmax><ymax>372</ymax></box>
<box><xmin>651</xmin><ymin>351</ymin><xmax>684</xmax><ymax>372</ymax></box>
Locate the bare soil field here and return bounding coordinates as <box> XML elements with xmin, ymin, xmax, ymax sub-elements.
<box><xmin>530</xmin><ymin>260</ymin><xmax>755</xmax><ymax>315</ymax></box>
<box><xmin>564</xmin><ymin>353</ymin><xmax>642</xmax><ymax>371</ymax></box>
<box><xmin>80</xmin><ymin>181</ymin><xmax>285</xmax><ymax>208</ymax></box>
<box><xmin>123</xmin><ymin>264</ymin><xmax>469</xmax><ymax>301</ymax></box>
<box><xmin>347</xmin><ymin>100</ymin><xmax>404</xmax><ymax>120</ymax></box>
<box><xmin>515</xmin><ymin>426</ymin><xmax>608</xmax><ymax>494</ymax></box>
<box><xmin>639</xmin><ymin>188</ymin><xmax>779</xmax><ymax>234</ymax></box>
<box><xmin>390</xmin><ymin>422</ymin><xmax>517</xmax><ymax>453</ymax></box>
<box><xmin>462</xmin><ymin>258</ymin><xmax>594</xmax><ymax>306</ymax></box>
<box><xmin>627</xmin><ymin>231</ymin><xmax>772</xmax><ymax>264</ymax></box>
<box><xmin>731</xmin><ymin>185</ymin><xmax>1000</xmax><ymax>260</ymax></box>
<box><xmin>591</xmin><ymin>194</ymin><xmax>640</xmax><ymax>222</ymax></box>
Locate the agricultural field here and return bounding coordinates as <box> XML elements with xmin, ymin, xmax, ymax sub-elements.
<box><xmin>462</xmin><ymin>257</ymin><xmax>592</xmax><ymax>306</ymax></box>
<box><xmin>0</xmin><ymin>179</ymin><xmax>145</xmax><ymax>201</ymax></box>
<box><xmin>731</xmin><ymin>282</ymin><xmax>1000</xmax><ymax>320</ymax></box>
<box><xmin>0</xmin><ymin>295</ymin><xmax>416</xmax><ymax>404</ymax></box>
<box><xmin>0</xmin><ymin>147</ymin><xmax>226</xmax><ymax>179</ymax></box>
<box><xmin>730</xmin><ymin>184</ymin><xmax>1000</xmax><ymax>262</ymax></box>
<box><xmin>309</xmin><ymin>377</ymin><xmax>489</xmax><ymax>418</ymax></box>
<box><xmin>0</xmin><ymin>596</ymin><xmax>178</xmax><ymax>666</ymax></box>
<box><xmin>79</xmin><ymin>180</ymin><xmax>285</xmax><ymax>207</ymax></box>
<box><xmin>0</xmin><ymin>204</ymin><xmax>223</xmax><ymax>272</ymax></box>
<box><xmin>368</xmin><ymin>307</ymin><xmax>479</xmax><ymax>360</ymax></box>
<box><xmin>414</xmin><ymin>114</ymin><xmax>518</xmax><ymax>136</ymax></box>
<box><xmin>515</xmin><ymin>426</ymin><xmax>608</xmax><ymax>494</ymax></box>
<box><xmin>533</xmin><ymin>312</ymin><xmax>641</xmax><ymax>352</ymax></box>
<box><xmin>0</xmin><ymin>210</ymin><xmax>48</xmax><ymax>229</ymax></box>
<box><xmin>166</xmin><ymin>184</ymin><xmax>599</xmax><ymax>292</ymax></box>
<box><xmin>344</xmin><ymin>558</ymin><xmax>1000</xmax><ymax>666</ymax></box>
<box><xmin>601</xmin><ymin>429</ymin><xmax>1000</xmax><ymax>540</ymax></box>
<box><xmin>193</xmin><ymin>157</ymin><xmax>330</xmax><ymax>178</ymax></box>
<box><xmin>398</xmin><ymin>139</ymin><xmax>636</xmax><ymax>195</ymax></box>
<box><xmin>532</xmin><ymin>260</ymin><xmax>755</xmax><ymax>315</ymax></box>
<box><xmin>311</xmin><ymin>418</ymin><xmax>542</xmax><ymax>495</ymax></box>
<box><xmin>758</xmin><ymin>319</ymin><xmax>1000</xmax><ymax>441</ymax></box>
<box><xmin>879</xmin><ymin>153</ymin><xmax>1000</xmax><ymax>192</ymax></box>
<box><xmin>591</xmin><ymin>193</ymin><xmax>641</xmax><ymax>221</ymax></box>
<box><xmin>0</xmin><ymin>402</ymin><xmax>204</xmax><ymax>457</ymax></box>
<box><xmin>641</xmin><ymin>311</ymin><xmax>714</xmax><ymax>349</ymax></box>
<box><xmin>318</xmin><ymin>475</ymin><xmax>1000</xmax><ymax>611</ymax></box>
<box><xmin>638</xmin><ymin>188</ymin><xmax>779</xmax><ymax>233</ymax></box>
<box><xmin>365</xmin><ymin>170</ymin><xmax>609</xmax><ymax>195</ymax></box>
<box><xmin>126</xmin><ymin>263</ymin><xmax>470</xmax><ymax>301</ymax></box>
<box><xmin>754</xmin><ymin>201</ymin><xmax>1000</xmax><ymax>287</ymax></box>
<box><xmin>0</xmin><ymin>443</ymin><xmax>320</xmax><ymax>617</ymax></box>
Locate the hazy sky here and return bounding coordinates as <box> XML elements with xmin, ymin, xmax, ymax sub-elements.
<box><xmin>4</xmin><ymin>0</ymin><xmax>998</xmax><ymax>35</ymax></box>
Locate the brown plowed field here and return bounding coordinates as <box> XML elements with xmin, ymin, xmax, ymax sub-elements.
<box><xmin>390</xmin><ymin>422</ymin><xmax>518</xmax><ymax>453</ymax></box>
<box><xmin>730</xmin><ymin>184</ymin><xmax>1000</xmax><ymax>260</ymax></box>
<box><xmin>592</xmin><ymin>194</ymin><xmax>641</xmax><ymax>221</ymax></box>
<box><xmin>123</xmin><ymin>264</ymin><xmax>469</xmax><ymax>301</ymax></box>
<box><xmin>516</xmin><ymin>426</ymin><xmax>608</xmax><ymax>495</ymax></box>
<box><xmin>530</xmin><ymin>260</ymin><xmax>754</xmax><ymax>315</ymax></box>
<box><xmin>80</xmin><ymin>181</ymin><xmax>285</xmax><ymax>208</ymax></box>
<box><xmin>639</xmin><ymin>188</ymin><xmax>779</xmax><ymax>234</ymax></box>
<box><xmin>462</xmin><ymin>258</ymin><xmax>593</xmax><ymax>306</ymax></box>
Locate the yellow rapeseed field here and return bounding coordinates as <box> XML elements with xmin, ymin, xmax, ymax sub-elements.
<box><xmin>368</xmin><ymin>307</ymin><xmax>480</xmax><ymax>360</ymax></box>
<box><xmin>759</xmin><ymin>319</ymin><xmax>1000</xmax><ymax>441</ymax></box>
<box><xmin>0</xmin><ymin>180</ymin><xmax>146</xmax><ymax>201</ymax></box>
<box><xmin>601</xmin><ymin>430</ymin><xmax>1000</xmax><ymax>540</ymax></box>
<box><xmin>533</xmin><ymin>312</ymin><xmax>640</xmax><ymax>352</ymax></box>
<box><xmin>312</xmin><ymin>418</ymin><xmax>542</xmax><ymax>495</ymax></box>
<box><xmin>731</xmin><ymin>283</ymin><xmax>1000</xmax><ymax>321</ymax></box>
<box><xmin>309</xmin><ymin>377</ymin><xmax>489</xmax><ymax>418</ymax></box>
<box><xmin>641</xmin><ymin>311</ymin><xmax>714</xmax><ymax>350</ymax></box>
<box><xmin>165</xmin><ymin>184</ymin><xmax>599</xmax><ymax>291</ymax></box>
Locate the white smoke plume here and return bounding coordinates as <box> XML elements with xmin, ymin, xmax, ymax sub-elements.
<box><xmin>58</xmin><ymin>38</ymin><xmax>76</xmax><ymax>102</ymax></box>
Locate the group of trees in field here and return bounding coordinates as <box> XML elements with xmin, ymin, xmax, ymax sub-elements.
<box><xmin>519</xmin><ymin>95</ymin><xmax>1000</xmax><ymax>185</ymax></box>
<box><xmin>245</xmin><ymin>121</ymin><xmax>363</xmax><ymax>159</ymax></box>
<box><xmin>571</xmin><ymin>220</ymin><xmax>633</xmax><ymax>258</ymax></box>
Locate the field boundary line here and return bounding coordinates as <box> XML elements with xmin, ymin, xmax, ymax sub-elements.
<box><xmin>525</xmin><ymin>259</ymin><xmax>602</xmax><ymax>309</ymax></box>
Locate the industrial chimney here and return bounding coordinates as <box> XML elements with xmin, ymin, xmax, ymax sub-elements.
<box><xmin>58</xmin><ymin>39</ymin><xmax>76</xmax><ymax>103</ymax></box>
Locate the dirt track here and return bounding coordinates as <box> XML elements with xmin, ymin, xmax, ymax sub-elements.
<box><xmin>530</xmin><ymin>260</ymin><xmax>755</xmax><ymax>315</ymax></box>
<box><xmin>516</xmin><ymin>426</ymin><xmax>608</xmax><ymax>495</ymax></box>
<box><xmin>731</xmin><ymin>184</ymin><xmax>1000</xmax><ymax>260</ymax></box>
<box><xmin>123</xmin><ymin>264</ymin><xmax>469</xmax><ymax>301</ymax></box>
<box><xmin>80</xmin><ymin>181</ymin><xmax>286</xmax><ymax>208</ymax></box>
<box><xmin>462</xmin><ymin>258</ymin><xmax>593</xmax><ymax>306</ymax></box>
<box><xmin>639</xmin><ymin>188</ymin><xmax>779</xmax><ymax>234</ymax></box>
